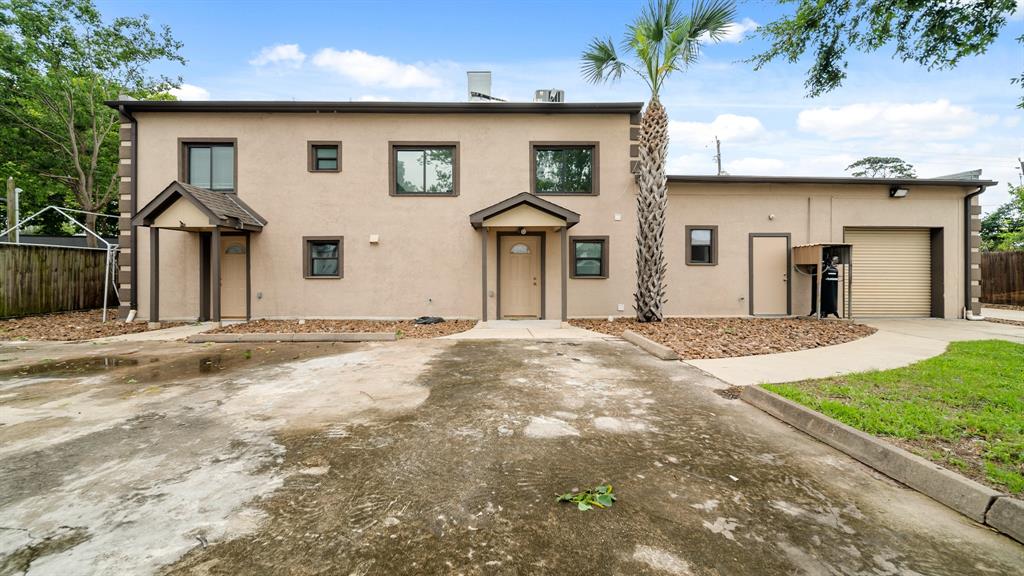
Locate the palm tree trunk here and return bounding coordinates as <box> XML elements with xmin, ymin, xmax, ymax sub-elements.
<box><xmin>634</xmin><ymin>98</ymin><xmax>668</xmax><ymax>322</ymax></box>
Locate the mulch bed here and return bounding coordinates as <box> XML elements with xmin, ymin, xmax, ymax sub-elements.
<box><xmin>570</xmin><ymin>317</ymin><xmax>876</xmax><ymax>360</ymax></box>
<box><xmin>0</xmin><ymin>309</ymin><xmax>181</xmax><ymax>341</ymax></box>
<box><xmin>208</xmin><ymin>319</ymin><xmax>476</xmax><ymax>339</ymax></box>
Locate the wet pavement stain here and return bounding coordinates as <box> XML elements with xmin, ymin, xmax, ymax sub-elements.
<box><xmin>163</xmin><ymin>340</ymin><xmax>1024</xmax><ymax>576</ymax></box>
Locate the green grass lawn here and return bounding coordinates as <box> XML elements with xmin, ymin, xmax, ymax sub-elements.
<box><xmin>764</xmin><ymin>340</ymin><xmax>1024</xmax><ymax>494</ymax></box>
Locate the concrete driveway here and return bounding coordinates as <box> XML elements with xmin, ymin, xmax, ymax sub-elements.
<box><xmin>1</xmin><ymin>338</ymin><xmax>1021</xmax><ymax>575</ymax></box>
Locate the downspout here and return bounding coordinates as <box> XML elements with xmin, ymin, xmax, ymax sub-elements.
<box><xmin>118</xmin><ymin>104</ymin><xmax>138</xmax><ymax>318</ymax></box>
<box><xmin>963</xmin><ymin>185</ymin><xmax>986</xmax><ymax>320</ymax></box>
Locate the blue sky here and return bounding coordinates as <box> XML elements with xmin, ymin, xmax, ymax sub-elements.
<box><xmin>100</xmin><ymin>0</ymin><xmax>1024</xmax><ymax>210</ymax></box>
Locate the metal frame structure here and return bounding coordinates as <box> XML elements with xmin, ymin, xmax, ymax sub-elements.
<box><xmin>1</xmin><ymin>206</ymin><xmax>120</xmax><ymax>321</ymax></box>
<box><xmin>792</xmin><ymin>243</ymin><xmax>854</xmax><ymax>320</ymax></box>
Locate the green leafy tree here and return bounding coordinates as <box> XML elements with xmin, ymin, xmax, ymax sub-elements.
<box><xmin>0</xmin><ymin>0</ymin><xmax>183</xmax><ymax>246</ymax></box>
<box><xmin>981</xmin><ymin>185</ymin><xmax>1024</xmax><ymax>251</ymax></box>
<box><xmin>749</xmin><ymin>1</ymin><xmax>1023</xmax><ymax>108</ymax></box>
<box><xmin>845</xmin><ymin>156</ymin><xmax>916</xmax><ymax>178</ymax></box>
<box><xmin>582</xmin><ymin>0</ymin><xmax>736</xmax><ymax>322</ymax></box>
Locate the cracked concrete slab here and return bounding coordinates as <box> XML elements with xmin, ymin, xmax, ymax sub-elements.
<box><xmin>1</xmin><ymin>338</ymin><xmax>1021</xmax><ymax>575</ymax></box>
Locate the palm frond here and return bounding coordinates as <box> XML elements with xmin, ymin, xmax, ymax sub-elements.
<box><xmin>687</xmin><ymin>0</ymin><xmax>737</xmax><ymax>44</ymax></box>
<box><xmin>580</xmin><ymin>37</ymin><xmax>625</xmax><ymax>85</ymax></box>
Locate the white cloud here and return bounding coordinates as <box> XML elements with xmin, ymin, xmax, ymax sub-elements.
<box><xmin>356</xmin><ymin>95</ymin><xmax>394</xmax><ymax>102</ymax></box>
<box><xmin>701</xmin><ymin>17</ymin><xmax>758</xmax><ymax>43</ymax></box>
<box><xmin>1012</xmin><ymin>0</ymin><xmax>1023</xmax><ymax>20</ymax></box>
<box><xmin>311</xmin><ymin>49</ymin><xmax>440</xmax><ymax>88</ymax></box>
<box><xmin>250</xmin><ymin>44</ymin><xmax>306</xmax><ymax>67</ymax></box>
<box><xmin>724</xmin><ymin>157</ymin><xmax>786</xmax><ymax>174</ymax></box>
<box><xmin>168</xmin><ymin>83</ymin><xmax>210</xmax><ymax>101</ymax></box>
<box><xmin>797</xmin><ymin>99</ymin><xmax>997</xmax><ymax>141</ymax></box>
<box><xmin>669</xmin><ymin>114</ymin><xmax>767</xmax><ymax>148</ymax></box>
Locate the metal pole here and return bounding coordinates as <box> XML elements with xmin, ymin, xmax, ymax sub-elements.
<box><xmin>12</xmin><ymin>187</ymin><xmax>19</xmax><ymax>244</ymax></box>
<box><xmin>102</xmin><ymin>246</ymin><xmax>111</xmax><ymax>322</ymax></box>
<box><xmin>4</xmin><ymin>177</ymin><xmax>12</xmax><ymax>243</ymax></box>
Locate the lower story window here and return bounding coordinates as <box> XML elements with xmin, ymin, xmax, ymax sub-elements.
<box><xmin>686</xmin><ymin>226</ymin><xmax>718</xmax><ymax>265</ymax></box>
<box><xmin>303</xmin><ymin>236</ymin><xmax>343</xmax><ymax>278</ymax></box>
<box><xmin>570</xmin><ymin>236</ymin><xmax>608</xmax><ymax>278</ymax></box>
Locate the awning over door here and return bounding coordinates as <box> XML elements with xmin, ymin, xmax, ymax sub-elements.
<box><xmin>131</xmin><ymin>181</ymin><xmax>266</xmax><ymax>232</ymax></box>
<box><xmin>469</xmin><ymin>192</ymin><xmax>579</xmax><ymax>229</ymax></box>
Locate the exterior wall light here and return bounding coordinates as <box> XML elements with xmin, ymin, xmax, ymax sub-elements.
<box><xmin>890</xmin><ymin>186</ymin><xmax>909</xmax><ymax>198</ymax></box>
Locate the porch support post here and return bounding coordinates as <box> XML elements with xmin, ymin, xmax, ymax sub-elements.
<box><xmin>560</xmin><ymin>226</ymin><xmax>568</xmax><ymax>322</ymax></box>
<box><xmin>211</xmin><ymin>228</ymin><xmax>221</xmax><ymax>322</ymax></box>
<box><xmin>149</xmin><ymin>226</ymin><xmax>159</xmax><ymax>326</ymax></box>
<box><xmin>480</xmin><ymin>227</ymin><xmax>488</xmax><ymax>321</ymax></box>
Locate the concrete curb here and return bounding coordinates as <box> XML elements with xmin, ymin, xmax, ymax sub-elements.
<box><xmin>187</xmin><ymin>332</ymin><xmax>397</xmax><ymax>343</ymax></box>
<box><xmin>740</xmin><ymin>386</ymin><xmax>1006</xmax><ymax>527</ymax></box>
<box><xmin>986</xmin><ymin>497</ymin><xmax>1024</xmax><ymax>544</ymax></box>
<box><xmin>621</xmin><ymin>330</ymin><xmax>679</xmax><ymax>360</ymax></box>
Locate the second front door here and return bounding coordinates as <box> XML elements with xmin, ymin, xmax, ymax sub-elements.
<box><xmin>500</xmin><ymin>234</ymin><xmax>542</xmax><ymax>319</ymax></box>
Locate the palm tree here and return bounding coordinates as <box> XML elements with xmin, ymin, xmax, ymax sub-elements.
<box><xmin>582</xmin><ymin>0</ymin><xmax>736</xmax><ymax>322</ymax></box>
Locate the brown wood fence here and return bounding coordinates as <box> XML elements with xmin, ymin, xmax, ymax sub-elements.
<box><xmin>0</xmin><ymin>244</ymin><xmax>112</xmax><ymax>318</ymax></box>
<box><xmin>980</xmin><ymin>251</ymin><xmax>1024</xmax><ymax>306</ymax></box>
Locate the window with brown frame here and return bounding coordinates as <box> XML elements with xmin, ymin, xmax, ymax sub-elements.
<box><xmin>570</xmin><ymin>236</ymin><xmax>608</xmax><ymax>278</ymax></box>
<box><xmin>390</xmin><ymin>143</ymin><xmax>458</xmax><ymax>196</ymax></box>
<box><xmin>685</xmin><ymin>225</ymin><xmax>718</xmax><ymax>265</ymax></box>
<box><xmin>181</xmin><ymin>140</ymin><xmax>236</xmax><ymax>192</ymax></box>
<box><xmin>531</xmin><ymin>143</ymin><xmax>598</xmax><ymax>195</ymax></box>
<box><xmin>308</xmin><ymin>142</ymin><xmax>341</xmax><ymax>172</ymax></box>
<box><xmin>303</xmin><ymin>236</ymin><xmax>343</xmax><ymax>278</ymax></box>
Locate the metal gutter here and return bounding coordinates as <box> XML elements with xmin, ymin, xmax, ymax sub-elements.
<box><xmin>668</xmin><ymin>174</ymin><xmax>999</xmax><ymax>188</ymax></box>
<box><xmin>104</xmin><ymin>100</ymin><xmax>644</xmax><ymax>115</ymax></box>
<box><xmin>964</xmin><ymin>186</ymin><xmax>986</xmax><ymax>319</ymax></box>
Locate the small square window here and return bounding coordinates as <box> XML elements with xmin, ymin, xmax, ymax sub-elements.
<box><xmin>308</xmin><ymin>142</ymin><xmax>341</xmax><ymax>172</ymax></box>
<box><xmin>304</xmin><ymin>237</ymin><xmax>343</xmax><ymax>278</ymax></box>
<box><xmin>686</xmin><ymin>226</ymin><xmax>718</xmax><ymax>266</ymax></box>
<box><xmin>570</xmin><ymin>236</ymin><xmax>608</xmax><ymax>278</ymax></box>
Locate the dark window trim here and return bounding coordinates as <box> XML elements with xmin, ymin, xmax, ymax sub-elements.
<box><xmin>388</xmin><ymin>141</ymin><xmax>459</xmax><ymax>197</ymax></box>
<box><xmin>307</xmin><ymin>141</ymin><xmax>342</xmax><ymax>173</ymax></box>
<box><xmin>179</xmin><ymin>138</ymin><xmax>238</xmax><ymax>193</ymax></box>
<box><xmin>303</xmin><ymin>236</ymin><xmax>344</xmax><ymax>279</ymax></box>
<box><xmin>685</xmin><ymin>225</ymin><xmax>718</xmax><ymax>266</ymax></box>
<box><xmin>569</xmin><ymin>235</ymin><xmax>609</xmax><ymax>279</ymax></box>
<box><xmin>530</xmin><ymin>141</ymin><xmax>599</xmax><ymax>196</ymax></box>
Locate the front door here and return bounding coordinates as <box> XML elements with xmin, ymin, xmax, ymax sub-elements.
<box><xmin>500</xmin><ymin>234</ymin><xmax>542</xmax><ymax>319</ymax></box>
<box><xmin>221</xmin><ymin>235</ymin><xmax>248</xmax><ymax>319</ymax></box>
<box><xmin>750</xmin><ymin>234</ymin><xmax>790</xmax><ymax>316</ymax></box>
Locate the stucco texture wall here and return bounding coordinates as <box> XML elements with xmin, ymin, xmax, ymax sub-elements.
<box><xmin>132</xmin><ymin>112</ymin><xmax>638</xmax><ymax>321</ymax></box>
<box><xmin>665</xmin><ymin>183</ymin><xmax>968</xmax><ymax>318</ymax></box>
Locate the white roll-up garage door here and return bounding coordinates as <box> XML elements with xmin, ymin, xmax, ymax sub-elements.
<box><xmin>845</xmin><ymin>228</ymin><xmax>931</xmax><ymax>317</ymax></box>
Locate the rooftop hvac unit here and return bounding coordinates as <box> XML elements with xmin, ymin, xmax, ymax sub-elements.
<box><xmin>534</xmin><ymin>89</ymin><xmax>565</xmax><ymax>103</ymax></box>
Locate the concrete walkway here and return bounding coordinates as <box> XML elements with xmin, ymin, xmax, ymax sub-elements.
<box><xmin>89</xmin><ymin>322</ymin><xmax>219</xmax><ymax>344</ymax></box>
<box><xmin>983</xmin><ymin>306</ymin><xmax>1024</xmax><ymax>322</ymax></box>
<box><xmin>442</xmin><ymin>319</ymin><xmax>608</xmax><ymax>340</ymax></box>
<box><xmin>686</xmin><ymin>318</ymin><xmax>1024</xmax><ymax>386</ymax></box>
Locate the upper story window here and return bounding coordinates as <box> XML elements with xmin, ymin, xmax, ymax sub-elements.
<box><xmin>390</xmin><ymin>142</ymin><xmax>458</xmax><ymax>196</ymax></box>
<box><xmin>308</xmin><ymin>141</ymin><xmax>341</xmax><ymax>172</ymax></box>
<box><xmin>686</xmin><ymin>225</ymin><xmax>718</xmax><ymax>266</ymax></box>
<box><xmin>532</xmin><ymin>143</ymin><xmax>598</xmax><ymax>196</ymax></box>
<box><xmin>182</xmin><ymin>140</ymin><xmax>236</xmax><ymax>192</ymax></box>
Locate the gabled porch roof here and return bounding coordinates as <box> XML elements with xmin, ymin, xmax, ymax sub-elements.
<box><xmin>469</xmin><ymin>192</ymin><xmax>580</xmax><ymax>229</ymax></box>
<box><xmin>131</xmin><ymin>181</ymin><xmax>266</xmax><ymax>232</ymax></box>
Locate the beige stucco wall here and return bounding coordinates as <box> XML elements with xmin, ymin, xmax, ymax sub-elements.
<box><xmin>664</xmin><ymin>183</ymin><xmax>970</xmax><ymax>318</ymax></box>
<box><xmin>133</xmin><ymin>111</ymin><xmax>638</xmax><ymax>321</ymax></box>
<box><xmin>130</xmin><ymin>110</ymin><xmax>975</xmax><ymax>322</ymax></box>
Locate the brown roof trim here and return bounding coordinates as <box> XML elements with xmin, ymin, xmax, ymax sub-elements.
<box><xmin>667</xmin><ymin>174</ymin><xmax>997</xmax><ymax>187</ymax></box>
<box><xmin>105</xmin><ymin>100</ymin><xmax>644</xmax><ymax>115</ymax></box>
<box><xmin>469</xmin><ymin>192</ymin><xmax>580</xmax><ymax>229</ymax></box>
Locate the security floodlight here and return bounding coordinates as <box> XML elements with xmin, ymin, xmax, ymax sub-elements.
<box><xmin>889</xmin><ymin>186</ymin><xmax>909</xmax><ymax>198</ymax></box>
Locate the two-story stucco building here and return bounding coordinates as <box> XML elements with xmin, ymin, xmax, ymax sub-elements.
<box><xmin>108</xmin><ymin>97</ymin><xmax>991</xmax><ymax>325</ymax></box>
